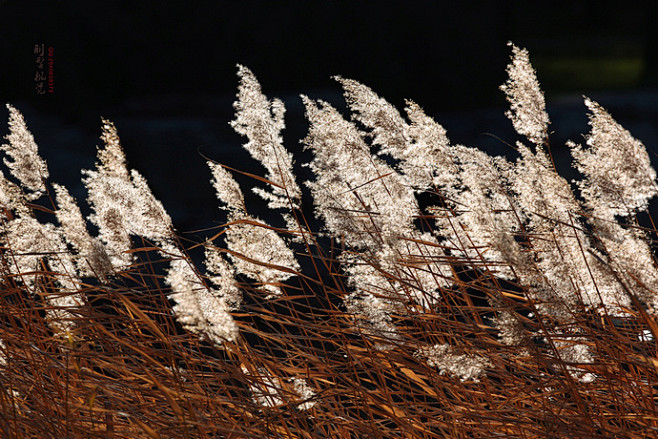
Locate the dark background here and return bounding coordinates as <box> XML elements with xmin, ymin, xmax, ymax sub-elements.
<box><xmin>1</xmin><ymin>0</ymin><xmax>657</xmax><ymax>231</ymax></box>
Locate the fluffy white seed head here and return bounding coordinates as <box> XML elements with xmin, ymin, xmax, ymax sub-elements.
<box><xmin>129</xmin><ymin>169</ymin><xmax>174</xmax><ymax>241</ymax></box>
<box><xmin>84</xmin><ymin>120</ymin><xmax>175</xmax><ymax>269</ymax></box>
<box><xmin>165</xmin><ymin>255</ymin><xmax>239</xmax><ymax>345</ymax></box>
<box><xmin>208</xmin><ymin>162</ymin><xmax>245</xmax><ymax>212</ymax></box>
<box><xmin>404</xmin><ymin>100</ymin><xmax>456</xmax><ymax>189</ymax></box>
<box><xmin>415</xmin><ymin>344</ymin><xmax>491</xmax><ymax>382</ymax></box>
<box><xmin>570</xmin><ymin>98</ymin><xmax>658</xmax><ymax>219</ymax></box>
<box><xmin>2</xmin><ymin>215</ymin><xmax>85</xmax><ymax>336</ymax></box>
<box><xmin>301</xmin><ymin>96</ymin><xmax>418</xmax><ymax>248</ymax></box>
<box><xmin>209</xmin><ymin>159</ymin><xmax>299</xmax><ymax>298</ymax></box>
<box><xmin>53</xmin><ymin>183</ymin><xmax>112</xmax><ymax>279</ymax></box>
<box><xmin>224</xmin><ymin>216</ymin><xmax>300</xmax><ymax>298</ymax></box>
<box><xmin>0</xmin><ymin>171</ymin><xmax>29</xmax><ymax>217</ymax></box>
<box><xmin>97</xmin><ymin>118</ymin><xmax>129</xmax><ymax>180</ymax></box>
<box><xmin>2</xmin><ymin>104</ymin><xmax>49</xmax><ymax>197</ymax></box>
<box><xmin>336</xmin><ymin>76</ymin><xmax>408</xmax><ymax>158</ymax></box>
<box><xmin>336</xmin><ymin>77</ymin><xmax>456</xmax><ymax>191</ymax></box>
<box><xmin>231</xmin><ymin>65</ymin><xmax>301</xmax><ymax>209</ymax></box>
<box><xmin>500</xmin><ymin>43</ymin><xmax>550</xmax><ymax>146</ymax></box>
<box><xmin>241</xmin><ymin>367</ymin><xmax>315</xmax><ymax>410</ymax></box>
<box><xmin>435</xmin><ymin>145</ymin><xmax>522</xmax><ymax>278</ymax></box>
<box><xmin>204</xmin><ymin>244</ymin><xmax>242</xmax><ymax>310</ymax></box>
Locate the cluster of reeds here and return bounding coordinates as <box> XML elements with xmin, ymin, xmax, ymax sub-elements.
<box><xmin>1</xmin><ymin>43</ymin><xmax>658</xmax><ymax>438</ymax></box>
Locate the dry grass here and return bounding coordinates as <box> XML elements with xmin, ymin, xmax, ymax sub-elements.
<box><xmin>2</xmin><ymin>45</ymin><xmax>658</xmax><ymax>438</ymax></box>
<box><xmin>1</xmin><ymin>203</ymin><xmax>658</xmax><ymax>438</ymax></box>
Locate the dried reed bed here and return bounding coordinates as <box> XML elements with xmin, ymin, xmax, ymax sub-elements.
<box><xmin>1</xmin><ymin>212</ymin><xmax>657</xmax><ymax>438</ymax></box>
<box><xmin>1</xmin><ymin>44</ymin><xmax>658</xmax><ymax>438</ymax></box>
